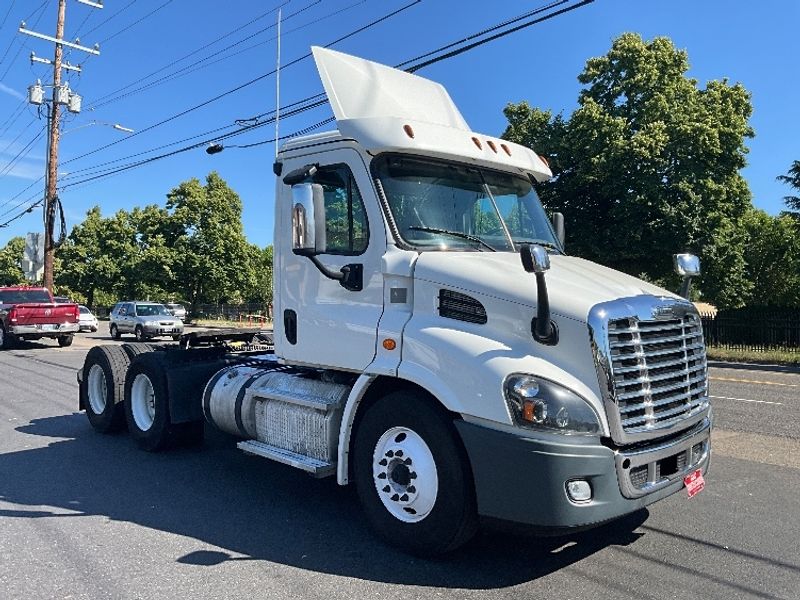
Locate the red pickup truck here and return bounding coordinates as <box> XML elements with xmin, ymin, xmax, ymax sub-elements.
<box><xmin>0</xmin><ymin>286</ymin><xmax>80</xmax><ymax>349</ymax></box>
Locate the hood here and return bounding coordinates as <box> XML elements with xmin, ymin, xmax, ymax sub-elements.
<box><xmin>413</xmin><ymin>252</ymin><xmax>678</xmax><ymax>323</ymax></box>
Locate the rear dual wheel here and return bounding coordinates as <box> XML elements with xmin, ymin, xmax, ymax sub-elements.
<box><xmin>124</xmin><ymin>353</ymin><xmax>203</xmax><ymax>452</ymax></box>
<box><xmin>81</xmin><ymin>346</ymin><xmax>130</xmax><ymax>433</ymax></box>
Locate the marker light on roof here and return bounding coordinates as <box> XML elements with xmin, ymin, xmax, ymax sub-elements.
<box><xmin>403</xmin><ymin>124</ymin><xmax>415</xmax><ymax>139</ymax></box>
<box><xmin>471</xmin><ymin>137</ymin><xmax>482</xmax><ymax>150</ymax></box>
<box><xmin>501</xmin><ymin>143</ymin><xmax>512</xmax><ymax>156</ymax></box>
<box><xmin>539</xmin><ymin>154</ymin><xmax>550</xmax><ymax>167</ymax></box>
<box><xmin>487</xmin><ymin>140</ymin><xmax>498</xmax><ymax>153</ymax></box>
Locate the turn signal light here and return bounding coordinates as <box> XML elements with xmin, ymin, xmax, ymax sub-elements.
<box><xmin>382</xmin><ymin>338</ymin><xmax>397</xmax><ymax>351</ymax></box>
<box><xmin>403</xmin><ymin>124</ymin><xmax>415</xmax><ymax>139</ymax></box>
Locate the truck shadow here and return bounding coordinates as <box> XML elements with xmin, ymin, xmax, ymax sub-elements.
<box><xmin>3</xmin><ymin>413</ymin><xmax>647</xmax><ymax>590</ymax></box>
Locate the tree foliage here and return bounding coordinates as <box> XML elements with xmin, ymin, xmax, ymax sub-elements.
<box><xmin>742</xmin><ymin>209</ymin><xmax>800</xmax><ymax>307</ymax></box>
<box><xmin>54</xmin><ymin>172</ymin><xmax>272</xmax><ymax>313</ymax></box>
<box><xmin>0</xmin><ymin>237</ymin><xmax>26</xmax><ymax>286</ymax></box>
<box><xmin>777</xmin><ymin>160</ymin><xmax>800</xmax><ymax>214</ymax></box>
<box><xmin>502</xmin><ymin>33</ymin><xmax>755</xmax><ymax>307</ymax></box>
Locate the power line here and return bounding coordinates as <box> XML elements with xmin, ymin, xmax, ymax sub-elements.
<box><xmin>0</xmin><ymin>100</ymin><xmax>28</xmax><ymax>138</ymax></box>
<box><xmin>48</xmin><ymin>0</ymin><xmax>592</xmax><ymax>204</ymax></box>
<box><xmin>85</xmin><ymin>0</ymin><xmax>292</xmax><ymax>108</ymax></box>
<box><xmin>0</xmin><ymin>115</ymin><xmax>38</xmax><ymax>159</ymax></box>
<box><xmin>0</xmin><ymin>0</ymin><xmax>50</xmax><ymax>79</ymax></box>
<box><xmin>0</xmin><ymin>0</ymin><xmax>18</xmax><ymax>33</ymax></box>
<box><xmin>79</xmin><ymin>0</ymin><xmax>136</xmax><ymax>39</ymax></box>
<box><xmin>0</xmin><ymin>125</ymin><xmax>46</xmax><ymax>179</ymax></box>
<box><xmin>62</xmin><ymin>0</ymin><xmax>421</xmax><ymax>168</ymax></box>
<box><xmin>98</xmin><ymin>0</ymin><xmax>174</xmax><ymax>45</ymax></box>
<box><xmin>87</xmin><ymin>0</ymin><xmax>322</xmax><ymax>110</ymax></box>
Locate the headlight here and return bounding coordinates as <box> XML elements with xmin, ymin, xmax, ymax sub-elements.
<box><xmin>504</xmin><ymin>374</ymin><xmax>601</xmax><ymax>435</ymax></box>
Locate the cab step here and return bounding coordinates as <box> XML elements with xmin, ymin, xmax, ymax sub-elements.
<box><xmin>237</xmin><ymin>440</ymin><xmax>336</xmax><ymax>478</ymax></box>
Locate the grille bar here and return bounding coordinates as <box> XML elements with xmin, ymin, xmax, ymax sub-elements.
<box><xmin>606</xmin><ymin>311</ymin><xmax>709</xmax><ymax>435</ymax></box>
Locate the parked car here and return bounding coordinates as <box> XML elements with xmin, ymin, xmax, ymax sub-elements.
<box><xmin>163</xmin><ymin>302</ymin><xmax>187</xmax><ymax>322</ymax></box>
<box><xmin>78</xmin><ymin>305</ymin><xmax>99</xmax><ymax>332</ymax></box>
<box><xmin>53</xmin><ymin>296</ymin><xmax>73</xmax><ymax>303</ymax></box>
<box><xmin>0</xmin><ymin>286</ymin><xmax>79</xmax><ymax>349</ymax></box>
<box><xmin>109</xmin><ymin>301</ymin><xmax>184</xmax><ymax>341</ymax></box>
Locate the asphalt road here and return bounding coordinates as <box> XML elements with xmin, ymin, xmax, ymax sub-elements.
<box><xmin>1</xmin><ymin>333</ymin><xmax>799</xmax><ymax>600</ymax></box>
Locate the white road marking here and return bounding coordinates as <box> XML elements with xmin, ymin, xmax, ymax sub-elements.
<box><xmin>710</xmin><ymin>394</ymin><xmax>783</xmax><ymax>406</ymax></box>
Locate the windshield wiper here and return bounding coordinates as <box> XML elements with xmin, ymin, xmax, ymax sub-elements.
<box><xmin>513</xmin><ymin>239</ymin><xmax>563</xmax><ymax>254</ymax></box>
<box><xmin>408</xmin><ymin>226</ymin><xmax>497</xmax><ymax>252</ymax></box>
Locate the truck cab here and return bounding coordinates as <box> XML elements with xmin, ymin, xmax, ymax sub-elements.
<box><xmin>273</xmin><ymin>47</ymin><xmax>710</xmax><ymax>546</ymax></box>
<box><xmin>80</xmin><ymin>47</ymin><xmax>710</xmax><ymax>556</ymax></box>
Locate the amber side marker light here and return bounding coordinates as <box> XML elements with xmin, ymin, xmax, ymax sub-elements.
<box><xmin>471</xmin><ymin>137</ymin><xmax>482</xmax><ymax>150</ymax></box>
<box><xmin>383</xmin><ymin>338</ymin><xmax>397</xmax><ymax>351</ymax></box>
<box><xmin>487</xmin><ymin>140</ymin><xmax>498</xmax><ymax>153</ymax></box>
<box><xmin>501</xmin><ymin>143</ymin><xmax>512</xmax><ymax>156</ymax></box>
<box><xmin>539</xmin><ymin>154</ymin><xmax>550</xmax><ymax>167</ymax></box>
<box><xmin>403</xmin><ymin>124</ymin><xmax>415</xmax><ymax>138</ymax></box>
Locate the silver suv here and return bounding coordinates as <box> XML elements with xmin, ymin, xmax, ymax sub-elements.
<box><xmin>109</xmin><ymin>301</ymin><xmax>184</xmax><ymax>341</ymax></box>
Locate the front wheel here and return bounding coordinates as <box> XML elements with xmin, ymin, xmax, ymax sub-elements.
<box><xmin>134</xmin><ymin>326</ymin><xmax>146</xmax><ymax>342</ymax></box>
<box><xmin>353</xmin><ymin>391</ymin><xmax>478</xmax><ymax>556</ymax></box>
<box><xmin>110</xmin><ymin>324</ymin><xmax>121</xmax><ymax>340</ymax></box>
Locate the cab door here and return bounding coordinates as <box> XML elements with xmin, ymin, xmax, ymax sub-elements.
<box><xmin>276</xmin><ymin>148</ymin><xmax>385</xmax><ymax>371</ymax></box>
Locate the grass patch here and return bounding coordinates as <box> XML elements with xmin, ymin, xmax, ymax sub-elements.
<box><xmin>707</xmin><ymin>346</ymin><xmax>800</xmax><ymax>366</ymax></box>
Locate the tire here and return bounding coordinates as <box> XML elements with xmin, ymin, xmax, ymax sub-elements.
<box><xmin>172</xmin><ymin>335</ymin><xmax>181</xmax><ymax>342</ymax></box>
<box><xmin>57</xmin><ymin>334</ymin><xmax>74</xmax><ymax>347</ymax></box>
<box><xmin>352</xmin><ymin>391</ymin><xmax>478</xmax><ymax>556</ymax></box>
<box><xmin>134</xmin><ymin>325</ymin><xmax>146</xmax><ymax>342</ymax></box>
<box><xmin>0</xmin><ymin>326</ymin><xmax>16</xmax><ymax>350</ymax></box>
<box><xmin>124</xmin><ymin>353</ymin><xmax>173</xmax><ymax>452</ymax></box>
<box><xmin>110</xmin><ymin>324</ymin><xmax>121</xmax><ymax>340</ymax></box>
<box><xmin>91</xmin><ymin>326</ymin><xmax>98</xmax><ymax>333</ymax></box>
<box><xmin>121</xmin><ymin>342</ymin><xmax>157</xmax><ymax>360</ymax></box>
<box><xmin>81</xmin><ymin>345</ymin><xmax>131</xmax><ymax>433</ymax></box>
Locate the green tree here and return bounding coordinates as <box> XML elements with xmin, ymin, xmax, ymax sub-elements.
<box><xmin>0</xmin><ymin>237</ymin><xmax>26</xmax><ymax>285</ymax></box>
<box><xmin>777</xmin><ymin>160</ymin><xmax>800</xmax><ymax>214</ymax></box>
<box><xmin>166</xmin><ymin>172</ymin><xmax>254</xmax><ymax>312</ymax></box>
<box><xmin>742</xmin><ymin>209</ymin><xmax>800</xmax><ymax>307</ymax></box>
<box><xmin>503</xmin><ymin>33</ymin><xmax>754</xmax><ymax>307</ymax></box>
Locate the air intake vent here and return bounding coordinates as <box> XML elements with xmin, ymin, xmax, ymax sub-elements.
<box><xmin>438</xmin><ymin>289</ymin><xmax>487</xmax><ymax>324</ymax></box>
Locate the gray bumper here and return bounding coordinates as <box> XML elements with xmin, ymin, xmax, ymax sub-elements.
<box><xmin>10</xmin><ymin>322</ymin><xmax>79</xmax><ymax>336</ymax></box>
<box><xmin>454</xmin><ymin>417</ymin><xmax>711</xmax><ymax>530</ymax></box>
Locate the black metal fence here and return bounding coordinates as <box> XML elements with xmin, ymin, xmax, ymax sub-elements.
<box><xmin>193</xmin><ymin>303</ymin><xmax>273</xmax><ymax>323</ymax></box>
<box><xmin>702</xmin><ymin>307</ymin><xmax>800</xmax><ymax>353</ymax></box>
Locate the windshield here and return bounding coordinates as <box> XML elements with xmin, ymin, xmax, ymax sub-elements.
<box><xmin>79</xmin><ymin>306</ymin><xmax>90</xmax><ymax>314</ymax></box>
<box><xmin>373</xmin><ymin>154</ymin><xmax>561</xmax><ymax>253</ymax></box>
<box><xmin>0</xmin><ymin>289</ymin><xmax>52</xmax><ymax>304</ymax></box>
<box><xmin>136</xmin><ymin>304</ymin><xmax>169</xmax><ymax>317</ymax></box>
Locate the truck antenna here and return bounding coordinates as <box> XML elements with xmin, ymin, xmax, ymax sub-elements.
<box><xmin>274</xmin><ymin>7</ymin><xmax>282</xmax><ymax>158</ymax></box>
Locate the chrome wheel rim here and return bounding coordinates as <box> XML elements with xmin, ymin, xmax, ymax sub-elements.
<box><xmin>131</xmin><ymin>373</ymin><xmax>156</xmax><ymax>431</ymax></box>
<box><xmin>372</xmin><ymin>426</ymin><xmax>438</xmax><ymax>523</ymax></box>
<box><xmin>87</xmin><ymin>364</ymin><xmax>108</xmax><ymax>415</ymax></box>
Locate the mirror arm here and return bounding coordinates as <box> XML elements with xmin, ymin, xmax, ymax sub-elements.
<box><xmin>679</xmin><ymin>276</ymin><xmax>693</xmax><ymax>300</ymax></box>
<box><xmin>304</xmin><ymin>254</ymin><xmax>363</xmax><ymax>292</ymax></box>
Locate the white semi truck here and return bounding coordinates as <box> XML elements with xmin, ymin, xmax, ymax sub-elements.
<box><xmin>78</xmin><ymin>47</ymin><xmax>710</xmax><ymax>556</ymax></box>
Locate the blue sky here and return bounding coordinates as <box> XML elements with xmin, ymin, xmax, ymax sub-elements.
<box><xmin>0</xmin><ymin>0</ymin><xmax>798</xmax><ymax>248</ymax></box>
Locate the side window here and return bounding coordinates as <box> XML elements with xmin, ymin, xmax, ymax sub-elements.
<box><xmin>312</xmin><ymin>165</ymin><xmax>369</xmax><ymax>255</ymax></box>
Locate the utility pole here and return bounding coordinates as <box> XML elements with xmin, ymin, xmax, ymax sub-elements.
<box><xmin>43</xmin><ymin>0</ymin><xmax>66</xmax><ymax>293</ymax></box>
<box><xmin>20</xmin><ymin>0</ymin><xmax>102</xmax><ymax>292</ymax></box>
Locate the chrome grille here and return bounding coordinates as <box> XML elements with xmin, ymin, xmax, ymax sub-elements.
<box><xmin>607</xmin><ymin>313</ymin><xmax>708</xmax><ymax>434</ymax></box>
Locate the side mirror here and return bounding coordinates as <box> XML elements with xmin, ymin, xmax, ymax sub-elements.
<box><xmin>520</xmin><ymin>243</ymin><xmax>551</xmax><ymax>274</ymax></box>
<box><xmin>520</xmin><ymin>244</ymin><xmax>557</xmax><ymax>345</ymax></box>
<box><xmin>673</xmin><ymin>253</ymin><xmax>701</xmax><ymax>300</ymax></box>
<box><xmin>551</xmin><ymin>212</ymin><xmax>565</xmax><ymax>249</ymax></box>
<box><xmin>291</xmin><ymin>183</ymin><xmax>326</xmax><ymax>256</ymax></box>
<box><xmin>673</xmin><ymin>253</ymin><xmax>700</xmax><ymax>277</ymax></box>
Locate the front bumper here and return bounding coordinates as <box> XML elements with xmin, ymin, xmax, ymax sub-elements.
<box><xmin>142</xmin><ymin>323</ymin><xmax>183</xmax><ymax>335</ymax></box>
<box><xmin>10</xmin><ymin>322</ymin><xmax>80</xmax><ymax>336</ymax></box>
<box><xmin>455</xmin><ymin>416</ymin><xmax>711</xmax><ymax>530</ymax></box>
